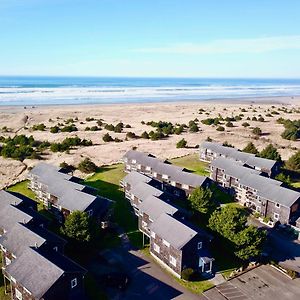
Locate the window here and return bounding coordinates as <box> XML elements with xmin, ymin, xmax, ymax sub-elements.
<box><xmin>87</xmin><ymin>209</ymin><xmax>93</xmax><ymax>217</ymax></box>
<box><xmin>142</xmin><ymin>221</ymin><xmax>147</xmax><ymax>228</ymax></box>
<box><xmin>151</xmin><ymin>231</ymin><xmax>156</xmax><ymax>238</ymax></box>
<box><xmin>153</xmin><ymin>172</ymin><xmax>157</xmax><ymax>178</ymax></box>
<box><xmin>276</xmin><ymin>203</ymin><xmax>280</xmax><ymax>208</ymax></box>
<box><xmin>153</xmin><ymin>243</ymin><xmax>160</xmax><ymax>253</ymax></box>
<box><xmin>256</xmin><ymin>206</ymin><xmax>261</xmax><ymax>212</ymax></box>
<box><xmin>15</xmin><ymin>288</ymin><xmax>22</xmax><ymax>300</ymax></box>
<box><xmin>182</xmin><ymin>184</ymin><xmax>189</xmax><ymax>190</ymax></box>
<box><xmin>197</xmin><ymin>242</ymin><xmax>202</xmax><ymax>250</ymax></box>
<box><xmin>71</xmin><ymin>278</ymin><xmax>77</xmax><ymax>289</ymax></box>
<box><xmin>162</xmin><ymin>174</ymin><xmax>168</xmax><ymax>180</ymax></box>
<box><xmin>170</xmin><ymin>255</ymin><xmax>176</xmax><ymax>267</ymax></box>
<box><xmin>137</xmin><ymin>164</ymin><xmax>141</xmax><ymax>169</ymax></box>
<box><xmin>53</xmin><ymin>246</ymin><xmax>58</xmax><ymax>252</ymax></box>
<box><xmin>171</xmin><ymin>181</ymin><xmax>176</xmax><ymax>187</ymax></box>
<box><xmin>132</xmin><ymin>159</ymin><xmax>136</xmax><ymax>164</ymax></box>
<box><xmin>146</xmin><ymin>166</ymin><xmax>151</xmax><ymax>171</ymax></box>
<box><xmin>163</xmin><ymin>239</ymin><xmax>170</xmax><ymax>247</ymax></box>
<box><xmin>5</xmin><ymin>257</ymin><xmax>11</xmax><ymax>266</ymax></box>
<box><xmin>274</xmin><ymin>213</ymin><xmax>279</xmax><ymax>220</ymax></box>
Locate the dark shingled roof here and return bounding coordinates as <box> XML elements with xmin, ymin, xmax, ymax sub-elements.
<box><xmin>29</xmin><ymin>163</ymin><xmax>99</xmax><ymax>212</ymax></box>
<box><xmin>6</xmin><ymin>247</ymin><xmax>86</xmax><ymax>299</ymax></box>
<box><xmin>139</xmin><ymin>196</ymin><xmax>178</xmax><ymax>221</ymax></box>
<box><xmin>150</xmin><ymin>214</ymin><xmax>198</xmax><ymax>249</ymax></box>
<box><xmin>200</xmin><ymin>141</ymin><xmax>277</xmax><ymax>171</ymax></box>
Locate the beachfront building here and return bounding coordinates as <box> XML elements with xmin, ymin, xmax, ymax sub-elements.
<box><xmin>0</xmin><ymin>191</ymin><xmax>86</xmax><ymax>300</ymax></box>
<box><xmin>122</xmin><ymin>150</ymin><xmax>211</xmax><ymax>196</ymax></box>
<box><xmin>28</xmin><ymin>163</ymin><xmax>111</xmax><ymax>222</ymax></box>
<box><xmin>199</xmin><ymin>141</ymin><xmax>280</xmax><ymax>177</ymax></box>
<box><xmin>150</xmin><ymin>214</ymin><xmax>214</xmax><ymax>278</ymax></box>
<box><xmin>120</xmin><ymin>170</ymin><xmax>215</xmax><ymax>278</ymax></box>
<box><xmin>210</xmin><ymin>157</ymin><xmax>300</xmax><ymax>225</ymax></box>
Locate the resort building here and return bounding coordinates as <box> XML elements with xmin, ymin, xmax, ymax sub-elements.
<box><xmin>199</xmin><ymin>141</ymin><xmax>280</xmax><ymax>177</ymax></box>
<box><xmin>210</xmin><ymin>157</ymin><xmax>300</xmax><ymax>225</ymax></box>
<box><xmin>121</xmin><ymin>171</ymin><xmax>215</xmax><ymax>278</ymax></box>
<box><xmin>0</xmin><ymin>191</ymin><xmax>87</xmax><ymax>300</ymax></box>
<box><xmin>28</xmin><ymin>163</ymin><xmax>110</xmax><ymax>222</ymax></box>
<box><xmin>150</xmin><ymin>214</ymin><xmax>214</xmax><ymax>278</ymax></box>
<box><xmin>122</xmin><ymin>150</ymin><xmax>211</xmax><ymax>196</ymax></box>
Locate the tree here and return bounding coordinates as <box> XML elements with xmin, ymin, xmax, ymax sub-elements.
<box><xmin>285</xmin><ymin>150</ymin><xmax>300</xmax><ymax>171</ymax></box>
<box><xmin>252</xmin><ymin>127</ymin><xmax>262</xmax><ymax>136</ymax></box>
<box><xmin>188</xmin><ymin>187</ymin><xmax>213</xmax><ymax>214</ymax></box>
<box><xmin>242</xmin><ymin>142</ymin><xmax>258</xmax><ymax>154</ymax></box>
<box><xmin>242</xmin><ymin>122</ymin><xmax>250</xmax><ymax>128</ymax></box>
<box><xmin>234</xmin><ymin>226</ymin><xmax>266</xmax><ymax>260</ymax></box>
<box><xmin>208</xmin><ymin>206</ymin><xmax>266</xmax><ymax>260</ymax></box>
<box><xmin>141</xmin><ymin>131</ymin><xmax>149</xmax><ymax>139</ymax></box>
<box><xmin>176</xmin><ymin>138</ymin><xmax>187</xmax><ymax>148</ymax></box>
<box><xmin>78</xmin><ymin>158</ymin><xmax>97</xmax><ymax>173</ymax></box>
<box><xmin>275</xmin><ymin>173</ymin><xmax>292</xmax><ymax>186</ymax></box>
<box><xmin>61</xmin><ymin>211</ymin><xmax>92</xmax><ymax>242</ymax></box>
<box><xmin>208</xmin><ymin>206</ymin><xmax>247</xmax><ymax>239</ymax></box>
<box><xmin>259</xmin><ymin>144</ymin><xmax>281</xmax><ymax>161</ymax></box>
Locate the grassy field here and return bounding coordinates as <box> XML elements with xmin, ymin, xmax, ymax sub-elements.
<box><xmin>170</xmin><ymin>153</ymin><xmax>210</xmax><ymax>176</ymax></box>
<box><xmin>6</xmin><ymin>180</ymin><xmax>36</xmax><ymax>199</ymax></box>
<box><xmin>84</xmin><ymin>164</ymin><xmax>143</xmax><ymax>248</ymax></box>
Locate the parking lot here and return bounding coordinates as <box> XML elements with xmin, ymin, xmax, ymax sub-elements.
<box><xmin>204</xmin><ymin>265</ymin><xmax>300</xmax><ymax>300</ymax></box>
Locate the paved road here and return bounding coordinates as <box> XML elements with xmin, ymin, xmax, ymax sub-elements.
<box><xmin>95</xmin><ymin>231</ymin><xmax>204</xmax><ymax>300</ymax></box>
<box><xmin>248</xmin><ymin>217</ymin><xmax>300</xmax><ymax>273</ymax></box>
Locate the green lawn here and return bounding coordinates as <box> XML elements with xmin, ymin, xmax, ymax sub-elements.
<box><xmin>291</xmin><ymin>181</ymin><xmax>300</xmax><ymax>188</ymax></box>
<box><xmin>6</xmin><ymin>180</ymin><xmax>36</xmax><ymax>200</ymax></box>
<box><xmin>170</xmin><ymin>154</ymin><xmax>210</xmax><ymax>176</ymax></box>
<box><xmin>84</xmin><ymin>164</ymin><xmax>143</xmax><ymax>248</ymax></box>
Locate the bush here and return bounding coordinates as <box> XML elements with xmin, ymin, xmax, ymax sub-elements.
<box><xmin>61</xmin><ymin>124</ymin><xmax>78</xmax><ymax>132</ymax></box>
<box><xmin>102</xmin><ymin>133</ymin><xmax>114</xmax><ymax>142</ymax></box>
<box><xmin>242</xmin><ymin>122</ymin><xmax>250</xmax><ymax>127</ymax></box>
<box><xmin>78</xmin><ymin>158</ymin><xmax>97</xmax><ymax>173</ymax></box>
<box><xmin>32</xmin><ymin>123</ymin><xmax>46</xmax><ymax>131</ymax></box>
<box><xmin>252</xmin><ymin>127</ymin><xmax>262</xmax><ymax>136</ymax></box>
<box><xmin>226</xmin><ymin>121</ymin><xmax>234</xmax><ymax>127</ymax></box>
<box><xmin>141</xmin><ymin>131</ymin><xmax>149</xmax><ymax>139</ymax></box>
<box><xmin>126</xmin><ymin>132</ymin><xmax>138</xmax><ymax>139</ymax></box>
<box><xmin>181</xmin><ymin>268</ymin><xmax>195</xmax><ymax>281</ymax></box>
<box><xmin>176</xmin><ymin>138</ymin><xmax>187</xmax><ymax>148</ymax></box>
<box><xmin>216</xmin><ymin>126</ymin><xmax>225</xmax><ymax>131</ymax></box>
<box><xmin>50</xmin><ymin>126</ymin><xmax>60</xmax><ymax>133</ymax></box>
<box><xmin>285</xmin><ymin>151</ymin><xmax>300</xmax><ymax>171</ymax></box>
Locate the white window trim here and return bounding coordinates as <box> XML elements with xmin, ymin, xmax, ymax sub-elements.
<box><xmin>5</xmin><ymin>257</ymin><xmax>11</xmax><ymax>266</ymax></box>
<box><xmin>15</xmin><ymin>288</ymin><xmax>22</xmax><ymax>300</ymax></box>
<box><xmin>197</xmin><ymin>242</ymin><xmax>203</xmax><ymax>250</ymax></box>
<box><xmin>275</xmin><ymin>203</ymin><xmax>280</xmax><ymax>208</ymax></box>
<box><xmin>170</xmin><ymin>255</ymin><xmax>176</xmax><ymax>267</ymax></box>
<box><xmin>274</xmin><ymin>213</ymin><xmax>279</xmax><ymax>220</ymax></box>
<box><xmin>153</xmin><ymin>243</ymin><xmax>160</xmax><ymax>253</ymax></box>
<box><xmin>151</xmin><ymin>231</ymin><xmax>155</xmax><ymax>238</ymax></box>
<box><xmin>163</xmin><ymin>239</ymin><xmax>170</xmax><ymax>247</ymax></box>
<box><xmin>71</xmin><ymin>278</ymin><xmax>77</xmax><ymax>289</ymax></box>
<box><xmin>53</xmin><ymin>246</ymin><xmax>58</xmax><ymax>252</ymax></box>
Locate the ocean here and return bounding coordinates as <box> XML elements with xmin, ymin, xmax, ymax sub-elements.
<box><xmin>0</xmin><ymin>76</ymin><xmax>300</xmax><ymax>106</ymax></box>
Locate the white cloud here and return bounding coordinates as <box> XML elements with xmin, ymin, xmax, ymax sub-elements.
<box><xmin>134</xmin><ymin>35</ymin><xmax>300</xmax><ymax>54</ymax></box>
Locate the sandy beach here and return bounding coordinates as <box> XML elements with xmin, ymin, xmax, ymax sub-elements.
<box><xmin>0</xmin><ymin>96</ymin><xmax>299</xmax><ymax>188</ymax></box>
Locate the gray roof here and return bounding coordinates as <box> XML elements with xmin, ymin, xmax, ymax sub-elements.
<box><xmin>123</xmin><ymin>150</ymin><xmax>207</xmax><ymax>188</ymax></box>
<box><xmin>240</xmin><ymin>173</ymin><xmax>282</xmax><ymax>191</ymax></box>
<box><xmin>258</xmin><ymin>184</ymin><xmax>300</xmax><ymax>207</ymax></box>
<box><xmin>150</xmin><ymin>214</ymin><xmax>198</xmax><ymax>249</ymax></box>
<box><xmin>0</xmin><ymin>205</ymin><xmax>33</xmax><ymax>231</ymax></box>
<box><xmin>0</xmin><ymin>223</ymin><xmax>46</xmax><ymax>257</ymax></box>
<box><xmin>200</xmin><ymin>141</ymin><xmax>277</xmax><ymax>171</ymax></box>
<box><xmin>29</xmin><ymin>164</ymin><xmax>98</xmax><ymax>212</ymax></box>
<box><xmin>139</xmin><ymin>196</ymin><xmax>178</xmax><ymax>221</ymax></box>
<box><xmin>171</xmin><ymin>171</ymin><xmax>208</xmax><ymax>188</ymax></box>
<box><xmin>6</xmin><ymin>247</ymin><xmax>64</xmax><ymax>298</ymax></box>
<box><xmin>130</xmin><ymin>181</ymin><xmax>163</xmax><ymax>201</ymax></box>
<box><xmin>122</xmin><ymin>171</ymin><xmax>152</xmax><ymax>186</ymax></box>
<box><xmin>211</xmin><ymin>157</ymin><xmax>261</xmax><ymax>179</ymax></box>
<box><xmin>0</xmin><ymin>190</ymin><xmax>23</xmax><ymax>210</ymax></box>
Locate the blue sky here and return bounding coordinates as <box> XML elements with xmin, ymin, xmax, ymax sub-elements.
<box><xmin>1</xmin><ymin>0</ymin><xmax>300</xmax><ymax>78</ymax></box>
